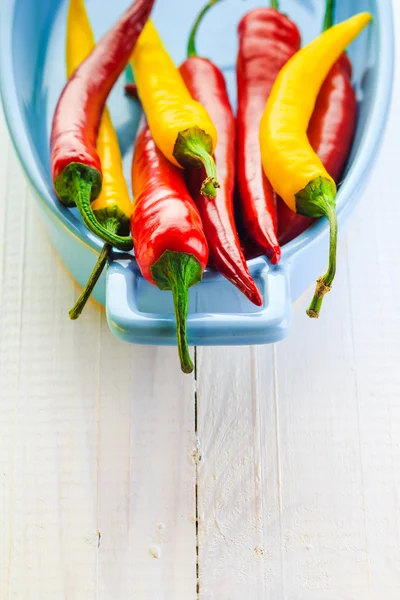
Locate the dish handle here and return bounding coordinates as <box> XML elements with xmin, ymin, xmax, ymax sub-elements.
<box><xmin>106</xmin><ymin>257</ymin><xmax>292</xmax><ymax>346</ymax></box>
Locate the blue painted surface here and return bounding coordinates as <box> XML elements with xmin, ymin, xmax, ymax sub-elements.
<box><xmin>0</xmin><ymin>0</ymin><xmax>394</xmax><ymax>346</ymax></box>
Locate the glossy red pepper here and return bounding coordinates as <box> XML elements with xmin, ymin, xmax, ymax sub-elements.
<box><xmin>179</xmin><ymin>0</ymin><xmax>262</xmax><ymax>306</ymax></box>
<box><xmin>278</xmin><ymin>0</ymin><xmax>357</xmax><ymax>246</ymax></box>
<box><xmin>236</xmin><ymin>2</ymin><xmax>301</xmax><ymax>264</ymax></box>
<box><xmin>50</xmin><ymin>0</ymin><xmax>154</xmax><ymax>250</ymax></box>
<box><xmin>131</xmin><ymin>121</ymin><xmax>209</xmax><ymax>374</ymax></box>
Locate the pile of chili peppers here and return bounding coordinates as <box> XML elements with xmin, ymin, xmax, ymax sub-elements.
<box><xmin>50</xmin><ymin>0</ymin><xmax>372</xmax><ymax>373</ymax></box>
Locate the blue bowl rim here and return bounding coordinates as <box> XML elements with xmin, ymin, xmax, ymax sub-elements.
<box><xmin>0</xmin><ymin>0</ymin><xmax>395</xmax><ymax>272</ymax></box>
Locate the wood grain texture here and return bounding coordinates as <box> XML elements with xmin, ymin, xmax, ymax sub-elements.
<box><xmin>0</xmin><ymin>112</ymin><xmax>197</xmax><ymax>599</ymax></box>
<box><xmin>196</xmin><ymin>345</ymin><xmax>282</xmax><ymax>597</ymax></box>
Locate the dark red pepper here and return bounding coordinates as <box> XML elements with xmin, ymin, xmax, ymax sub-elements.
<box><xmin>236</xmin><ymin>2</ymin><xmax>301</xmax><ymax>264</ymax></box>
<box><xmin>51</xmin><ymin>0</ymin><xmax>154</xmax><ymax>250</ymax></box>
<box><xmin>278</xmin><ymin>0</ymin><xmax>358</xmax><ymax>246</ymax></box>
<box><xmin>179</xmin><ymin>0</ymin><xmax>262</xmax><ymax>306</ymax></box>
<box><xmin>131</xmin><ymin>121</ymin><xmax>209</xmax><ymax>374</ymax></box>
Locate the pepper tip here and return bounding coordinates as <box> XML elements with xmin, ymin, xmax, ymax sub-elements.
<box><xmin>251</xmin><ymin>289</ymin><xmax>263</xmax><ymax>307</ymax></box>
<box><xmin>181</xmin><ymin>360</ymin><xmax>194</xmax><ymax>374</ymax></box>
<box><xmin>269</xmin><ymin>245</ymin><xmax>282</xmax><ymax>265</ymax></box>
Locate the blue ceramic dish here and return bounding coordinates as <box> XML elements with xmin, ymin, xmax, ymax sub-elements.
<box><xmin>0</xmin><ymin>0</ymin><xmax>394</xmax><ymax>346</ymax></box>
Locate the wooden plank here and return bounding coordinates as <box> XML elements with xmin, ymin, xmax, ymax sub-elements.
<box><xmin>196</xmin><ymin>345</ymin><xmax>282</xmax><ymax>597</ymax></box>
<box><xmin>343</xmin><ymin>60</ymin><xmax>400</xmax><ymax>598</ymax></box>
<box><xmin>195</xmin><ymin>177</ymin><xmax>364</xmax><ymax>600</ymax></box>
<box><xmin>0</xmin><ymin>102</ymin><xmax>197</xmax><ymax>599</ymax></box>
<box><xmin>196</xmin><ymin>196</ymin><xmax>400</xmax><ymax>599</ymax></box>
<box><xmin>270</xmin><ymin>257</ymin><xmax>373</xmax><ymax>600</ymax></box>
<box><xmin>0</xmin><ymin>127</ymin><xmax>22</xmax><ymax>600</ymax></box>
<box><xmin>96</xmin><ymin>336</ymin><xmax>197</xmax><ymax>599</ymax></box>
<box><xmin>196</xmin><ymin>11</ymin><xmax>400</xmax><ymax>599</ymax></box>
<box><xmin>0</xmin><ymin>147</ymin><xmax>101</xmax><ymax>599</ymax></box>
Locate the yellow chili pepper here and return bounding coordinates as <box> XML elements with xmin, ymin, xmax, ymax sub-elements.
<box><xmin>259</xmin><ymin>12</ymin><xmax>372</xmax><ymax>318</ymax></box>
<box><xmin>130</xmin><ymin>20</ymin><xmax>219</xmax><ymax>198</ymax></box>
<box><xmin>67</xmin><ymin>0</ymin><xmax>132</xmax><ymax>320</ymax></box>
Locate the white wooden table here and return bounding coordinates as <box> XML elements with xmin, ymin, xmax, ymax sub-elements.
<box><xmin>1</xmin><ymin>12</ymin><xmax>400</xmax><ymax>600</ymax></box>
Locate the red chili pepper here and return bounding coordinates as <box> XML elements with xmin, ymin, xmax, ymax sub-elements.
<box><xmin>179</xmin><ymin>0</ymin><xmax>262</xmax><ymax>306</ymax></box>
<box><xmin>236</xmin><ymin>0</ymin><xmax>301</xmax><ymax>265</ymax></box>
<box><xmin>131</xmin><ymin>121</ymin><xmax>209</xmax><ymax>374</ymax></box>
<box><xmin>51</xmin><ymin>0</ymin><xmax>154</xmax><ymax>250</ymax></box>
<box><xmin>277</xmin><ymin>0</ymin><xmax>357</xmax><ymax>246</ymax></box>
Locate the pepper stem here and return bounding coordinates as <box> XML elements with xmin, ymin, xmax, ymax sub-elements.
<box><xmin>306</xmin><ymin>204</ymin><xmax>338</xmax><ymax>318</ymax></box>
<box><xmin>58</xmin><ymin>163</ymin><xmax>133</xmax><ymax>250</ymax></box>
<box><xmin>70</xmin><ymin>171</ymin><xmax>132</xmax><ymax>251</ymax></box>
<box><xmin>270</xmin><ymin>0</ymin><xmax>279</xmax><ymax>9</ymax></box>
<box><xmin>70</xmin><ymin>244</ymin><xmax>111</xmax><ymax>319</ymax></box>
<box><xmin>173</xmin><ymin>127</ymin><xmax>220</xmax><ymax>199</ymax></box>
<box><xmin>295</xmin><ymin>176</ymin><xmax>338</xmax><ymax>319</ymax></box>
<box><xmin>151</xmin><ymin>250</ymin><xmax>203</xmax><ymax>374</ymax></box>
<box><xmin>187</xmin><ymin>0</ymin><xmax>222</xmax><ymax>58</ymax></box>
<box><xmin>323</xmin><ymin>0</ymin><xmax>335</xmax><ymax>32</ymax></box>
<box><xmin>69</xmin><ymin>219</ymin><xmax>120</xmax><ymax>320</ymax></box>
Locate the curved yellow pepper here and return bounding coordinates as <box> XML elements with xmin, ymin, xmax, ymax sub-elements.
<box><xmin>130</xmin><ymin>20</ymin><xmax>219</xmax><ymax>198</ymax></box>
<box><xmin>67</xmin><ymin>0</ymin><xmax>132</xmax><ymax>319</ymax></box>
<box><xmin>259</xmin><ymin>12</ymin><xmax>372</xmax><ymax>318</ymax></box>
<box><xmin>260</xmin><ymin>12</ymin><xmax>371</xmax><ymax>211</ymax></box>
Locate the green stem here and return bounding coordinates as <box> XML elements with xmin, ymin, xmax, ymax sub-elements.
<box><xmin>54</xmin><ymin>162</ymin><xmax>102</xmax><ymax>208</ymax></box>
<box><xmin>187</xmin><ymin>0</ymin><xmax>221</xmax><ymax>58</ymax></box>
<box><xmin>306</xmin><ymin>204</ymin><xmax>338</xmax><ymax>318</ymax></box>
<box><xmin>151</xmin><ymin>251</ymin><xmax>203</xmax><ymax>374</ymax></box>
<box><xmin>323</xmin><ymin>0</ymin><xmax>335</xmax><ymax>32</ymax></box>
<box><xmin>70</xmin><ymin>243</ymin><xmax>111</xmax><ymax>320</ymax></box>
<box><xmin>73</xmin><ymin>175</ymin><xmax>133</xmax><ymax>251</ymax></box>
<box><xmin>69</xmin><ymin>219</ymin><xmax>120</xmax><ymax>320</ymax></box>
<box><xmin>295</xmin><ymin>176</ymin><xmax>338</xmax><ymax>319</ymax></box>
<box><xmin>173</xmin><ymin>127</ymin><xmax>220</xmax><ymax>199</ymax></box>
<box><xmin>270</xmin><ymin>0</ymin><xmax>279</xmax><ymax>9</ymax></box>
